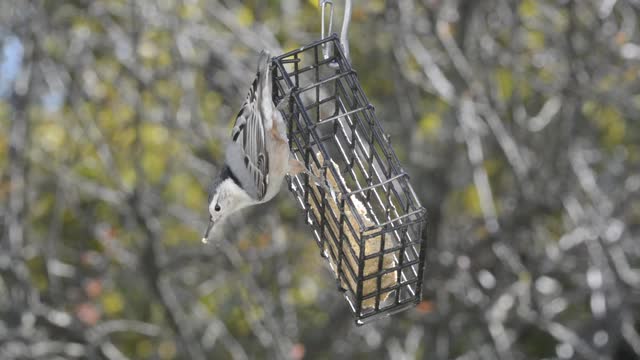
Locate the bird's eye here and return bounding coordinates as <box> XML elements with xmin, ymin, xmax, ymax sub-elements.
<box><xmin>214</xmin><ymin>204</ymin><xmax>221</xmax><ymax>212</ymax></box>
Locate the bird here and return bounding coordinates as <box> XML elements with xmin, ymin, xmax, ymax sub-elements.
<box><xmin>202</xmin><ymin>50</ymin><xmax>332</xmax><ymax>243</ymax></box>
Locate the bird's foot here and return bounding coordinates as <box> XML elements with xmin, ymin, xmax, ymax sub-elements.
<box><xmin>288</xmin><ymin>158</ymin><xmax>339</xmax><ymax>201</ymax></box>
<box><xmin>276</xmin><ymin>86</ymin><xmax>297</xmax><ymax>113</ymax></box>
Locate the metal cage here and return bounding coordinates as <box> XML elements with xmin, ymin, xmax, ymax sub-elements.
<box><xmin>272</xmin><ymin>35</ymin><xmax>427</xmax><ymax>325</ymax></box>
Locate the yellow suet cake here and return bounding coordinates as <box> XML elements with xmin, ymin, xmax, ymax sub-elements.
<box><xmin>308</xmin><ymin>152</ymin><xmax>398</xmax><ymax>309</ymax></box>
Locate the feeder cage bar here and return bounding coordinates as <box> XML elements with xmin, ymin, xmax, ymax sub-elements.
<box><xmin>271</xmin><ymin>35</ymin><xmax>427</xmax><ymax>325</ymax></box>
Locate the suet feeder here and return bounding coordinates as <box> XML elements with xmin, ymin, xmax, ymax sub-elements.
<box><xmin>271</xmin><ymin>34</ymin><xmax>427</xmax><ymax>325</ymax></box>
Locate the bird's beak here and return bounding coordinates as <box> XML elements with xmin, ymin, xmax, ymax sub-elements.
<box><xmin>202</xmin><ymin>218</ymin><xmax>214</xmax><ymax>243</ymax></box>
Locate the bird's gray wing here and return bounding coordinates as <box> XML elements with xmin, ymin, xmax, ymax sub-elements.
<box><xmin>230</xmin><ymin>77</ymin><xmax>269</xmax><ymax>200</ymax></box>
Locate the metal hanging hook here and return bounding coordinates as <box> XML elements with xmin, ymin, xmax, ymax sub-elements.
<box><xmin>320</xmin><ymin>0</ymin><xmax>334</xmax><ymax>61</ymax></box>
<box><xmin>339</xmin><ymin>0</ymin><xmax>352</xmax><ymax>61</ymax></box>
<box><xmin>320</xmin><ymin>0</ymin><xmax>334</xmax><ymax>47</ymax></box>
<box><xmin>319</xmin><ymin>0</ymin><xmax>351</xmax><ymax>62</ymax></box>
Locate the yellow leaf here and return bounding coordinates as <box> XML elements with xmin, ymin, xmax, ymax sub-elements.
<box><xmin>370</xmin><ymin>0</ymin><xmax>385</xmax><ymax>14</ymax></box>
<box><xmin>141</xmin><ymin>123</ymin><xmax>169</xmax><ymax>146</ymax></box>
<box><xmin>237</xmin><ymin>5</ymin><xmax>254</xmax><ymax>27</ymax></box>
<box><xmin>519</xmin><ymin>272</ymin><xmax>532</xmax><ymax>283</ymax></box>
<box><xmin>596</xmin><ymin>106</ymin><xmax>626</xmax><ymax>147</ymax></box>
<box><xmin>419</xmin><ymin>113</ymin><xmax>442</xmax><ymax>137</ymax></box>
<box><xmin>200</xmin><ymin>294</ymin><xmax>217</xmax><ymax>312</ymax></box>
<box><xmin>496</xmin><ymin>68</ymin><xmax>513</xmax><ymax>102</ymax></box>
<box><xmin>519</xmin><ymin>0</ymin><xmax>538</xmax><ymax>18</ymax></box>
<box><xmin>102</xmin><ymin>291</ymin><xmax>124</xmax><ymax>315</ymax></box>
<box><xmin>142</xmin><ymin>151</ymin><xmax>167</xmax><ymax>182</ymax></box>
<box><xmin>165</xmin><ymin>173</ymin><xmax>205</xmax><ymax>210</ymax></box>
<box><xmin>137</xmin><ymin>41</ymin><xmax>157</xmax><ymax>59</ymax></box>
<box><xmin>582</xmin><ymin>100</ymin><xmax>598</xmax><ymax>117</ymax></box>
<box><xmin>121</xmin><ymin>167</ymin><xmax>136</xmax><ymax>190</ymax></box>
<box><xmin>526</xmin><ymin>30</ymin><xmax>545</xmax><ymax>49</ymax></box>
<box><xmin>201</xmin><ymin>91</ymin><xmax>222</xmax><ymax>120</ymax></box>
<box><xmin>463</xmin><ymin>185</ymin><xmax>482</xmax><ymax>216</ymax></box>
<box><xmin>36</xmin><ymin>121</ymin><xmax>66</xmax><ymax>153</ymax></box>
<box><xmin>180</xmin><ymin>3</ymin><xmax>202</xmax><ymax>20</ymax></box>
<box><xmin>136</xmin><ymin>340</ymin><xmax>153</xmax><ymax>358</ymax></box>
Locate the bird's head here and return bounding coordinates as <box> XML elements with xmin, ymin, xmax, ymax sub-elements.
<box><xmin>202</xmin><ymin>170</ymin><xmax>253</xmax><ymax>242</ymax></box>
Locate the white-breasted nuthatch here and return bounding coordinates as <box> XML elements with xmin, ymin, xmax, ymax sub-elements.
<box><xmin>202</xmin><ymin>51</ymin><xmax>324</xmax><ymax>242</ymax></box>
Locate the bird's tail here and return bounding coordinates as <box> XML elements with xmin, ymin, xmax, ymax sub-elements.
<box><xmin>256</xmin><ymin>50</ymin><xmax>273</xmax><ymax>117</ymax></box>
<box><xmin>257</xmin><ymin>50</ymin><xmax>271</xmax><ymax>76</ymax></box>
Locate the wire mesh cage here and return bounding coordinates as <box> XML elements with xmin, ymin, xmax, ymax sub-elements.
<box><xmin>272</xmin><ymin>35</ymin><xmax>427</xmax><ymax>325</ymax></box>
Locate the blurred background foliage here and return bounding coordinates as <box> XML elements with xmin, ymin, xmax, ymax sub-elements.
<box><xmin>1</xmin><ymin>0</ymin><xmax>640</xmax><ymax>359</ymax></box>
